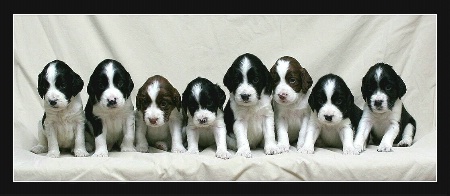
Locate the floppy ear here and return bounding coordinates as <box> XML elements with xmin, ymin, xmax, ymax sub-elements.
<box><xmin>181</xmin><ymin>89</ymin><xmax>189</xmax><ymax>118</ymax></box>
<box><xmin>173</xmin><ymin>89</ymin><xmax>181</xmax><ymax>112</ymax></box>
<box><xmin>397</xmin><ymin>74</ymin><xmax>406</xmax><ymax>98</ymax></box>
<box><xmin>361</xmin><ymin>74</ymin><xmax>369</xmax><ymax>102</ymax></box>
<box><xmin>300</xmin><ymin>68</ymin><xmax>313</xmax><ymax>93</ymax></box>
<box><xmin>37</xmin><ymin>70</ymin><xmax>46</xmax><ymax>99</ymax></box>
<box><xmin>308</xmin><ymin>91</ymin><xmax>315</xmax><ymax>112</ymax></box>
<box><xmin>347</xmin><ymin>88</ymin><xmax>355</xmax><ymax>109</ymax></box>
<box><xmin>215</xmin><ymin>84</ymin><xmax>226</xmax><ymax>111</ymax></box>
<box><xmin>264</xmin><ymin>68</ymin><xmax>274</xmax><ymax>95</ymax></box>
<box><xmin>71</xmin><ymin>71</ymin><xmax>84</xmax><ymax>97</ymax></box>
<box><xmin>223</xmin><ymin>67</ymin><xmax>232</xmax><ymax>91</ymax></box>
<box><xmin>126</xmin><ymin>72</ymin><xmax>134</xmax><ymax>99</ymax></box>
<box><xmin>135</xmin><ymin>87</ymin><xmax>144</xmax><ymax>112</ymax></box>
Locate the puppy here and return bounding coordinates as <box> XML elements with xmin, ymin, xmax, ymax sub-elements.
<box><xmin>270</xmin><ymin>56</ymin><xmax>313</xmax><ymax>153</ymax></box>
<box><xmin>30</xmin><ymin>60</ymin><xmax>89</xmax><ymax>158</ymax></box>
<box><xmin>182</xmin><ymin>77</ymin><xmax>231</xmax><ymax>159</ymax></box>
<box><xmin>354</xmin><ymin>63</ymin><xmax>416</xmax><ymax>153</ymax></box>
<box><xmin>223</xmin><ymin>53</ymin><xmax>279</xmax><ymax>158</ymax></box>
<box><xmin>298</xmin><ymin>74</ymin><xmax>362</xmax><ymax>155</ymax></box>
<box><xmin>85</xmin><ymin>59</ymin><xmax>136</xmax><ymax>157</ymax></box>
<box><xmin>134</xmin><ymin>75</ymin><xmax>186</xmax><ymax>153</ymax></box>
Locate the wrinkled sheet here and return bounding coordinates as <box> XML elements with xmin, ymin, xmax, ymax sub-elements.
<box><xmin>13</xmin><ymin>15</ymin><xmax>436</xmax><ymax>181</ymax></box>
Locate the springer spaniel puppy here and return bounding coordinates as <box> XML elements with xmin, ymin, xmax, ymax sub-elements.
<box><xmin>135</xmin><ymin>75</ymin><xmax>186</xmax><ymax>153</ymax></box>
<box><xmin>354</xmin><ymin>63</ymin><xmax>416</xmax><ymax>153</ymax></box>
<box><xmin>182</xmin><ymin>77</ymin><xmax>231</xmax><ymax>159</ymax></box>
<box><xmin>298</xmin><ymin>74</ymin><xmax>362</xmax><ymax>155</ymax></box>
<box><xmin>270</xmin><ymin>56</ymin><xmax>313</xmax><ymax>153</ymax></box>
<box><xmin>223</xmin><ymin>53</ymin><xmax>279</xmax><ymax>158</ymax></box>
<box><xmin>30</xmin><ymin>60</ymin><xmax>89</xmax><ymax>158</ymax></box>
<box><xmin>85</xmin><ymin>59</ymin><xmax>136</xmax><ymax>157</ymax></box>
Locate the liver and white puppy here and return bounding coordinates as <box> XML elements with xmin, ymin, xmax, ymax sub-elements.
<box><xmin>135</xmin><ymin>75</ymin><xmax>186</xmax><ymax>153</ymax></box>
<box><xmin>31</xmin><ymin>60</ymin><xmax>89</xmax><ymax>158</ymax></box>
<box><xmin>298</xmin><ymin>74</ymin><xmax>362</xmax><ymax>155</ymax></box>
<box><xmin>223</xmin><ymin>53</ymin><xmax>279</xmax><ymax>158</ymax></box>
<box><xmin>182</xmin><ymin>77</ymin><xmax>231</xmax><ymax>159</ymax></box>
<box><xmin>85</xmin><ymin>59</ymin><xmax>136</xmax><ymax>157</ymax></box>
<box><xmin>270</xmin><ymin>56</ymin><xmax>313</xmax><ymax>153</ymax></box>
<box><xmin>354</xmin><ymin>63</ymin><xmax>416</xmax><ymax>153</ymax></box>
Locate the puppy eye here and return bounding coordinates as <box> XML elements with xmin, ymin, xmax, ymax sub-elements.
<box><xmin>288</xmin><ymin>78</ymin><xmax>297</xmax><ymax>84</ymax></box>
<box><xmin>335</xmin><ymin>98</ymin><xmax>343</xmax><ymax>105</ymax></box>
<box><xmin>385</xmin><ymin>84</ymin><xmax>392</xmax><ymax>91</ymax></box>
<box><xmin>160</xmin><ymin>101</ymin><xmax>167</xmax><ymax>108</ymax></box>
<box><xmin>253</xmin><ymin>77</ymin><xmax>259</xmax><ymax>83</ymax></box>
<box><xmin>117</xmin><ymin>81</ymin><xmax>124</xmax><ymax>88</ymax></box>
<box><xmin>60</xmin><ymin>82</ymin><xmax>67</xmax><ymax>88</ymax></box>
<box><xmin>98</xmin><ymin>83</ymin><xmax>105</xmax><ymax>89</ymax></box>
<box><xmin>318</xmin><ymin>98</ymin><xmax>325</xmax><ymax>104</ymax></box>
<box><xmin>207</xmin><ymin>101</ymin><xmax>213</xmax><ymax>107</ymax></box>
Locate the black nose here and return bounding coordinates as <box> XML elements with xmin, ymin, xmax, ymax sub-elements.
<box><xmin>374</xmin><ymin>100</ymin><xmax>382</xmax><ymax>107</ymax></box>
<box><xmin>107</xmin><ymin>98</ymin><xmax>117</xmax><ymax>106</ymax></box>
<box><xmin>49</xmin><ymin>100</ymin><xmax>57</xmax><ymax>106</ymax></box>
<box><xmin>198</xmin><ymin>118</ymin><xmax>208</xmax><ymax>124</ymax></box>
<box><xmin>324</xmin><ymin>115</ymin><xmax>333</xmax><ymax>122</ymax></box>
<box><xmin>278</xmin><ymin>93</ymin><xmax>287</xmax><ymax>100</ymax></box>
<box><xmin>149</xmin><ymin>118</ymin><xmax>158</xmax><ymax>125</ymax></box>
<box><xmin>241</xmin><ymin>94</ymin><xmax>250</xmax><ymax>101</ymax></box>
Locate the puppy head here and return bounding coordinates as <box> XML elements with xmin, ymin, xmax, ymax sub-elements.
<box><xmin>361</xmin><ymin>63</ymin><xmax>406</xmax><ymax>113</ymax></box>
<box><xmin>87</xmin><ymin>59</ymin><xmax>134</xmax><ymax>109</ymax></box>
<box><xmin>223</xmin><ymin>53</ymin><xmax>273</xmax><ymax>106</ymax></box>
<box><xmin>136</xmin><ymin>75</ymin><xmax>181</xmax><ymax>127</ymax></box>
<box><xmin>270</xmin><ymin>56</ymin><xmax>313</xmax><ymax>105</ymax></box>
<box><xmin>182</xmin><ymin>77</ymin><xmax>226</xmax><ymax>127</ymax></box>
<box><xmin>37</xmin><ymin>60</ymin><xmax>84</xmax><ymax>110</ymax></box>
<box><xmin>308</xmin><ymin>74</ymin><xmax>354</xmax><ymax>125</ymax></box>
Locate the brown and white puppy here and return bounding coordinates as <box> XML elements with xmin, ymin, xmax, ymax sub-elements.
<box><xmin>270</xmin><ymin>56</ymin><xmax>313</xmax><ymax>153</ymax></box>
<box><xmin>135</xmin><ymin>75</ymin><xmax>186</xmax><ymax>153</ymax></box>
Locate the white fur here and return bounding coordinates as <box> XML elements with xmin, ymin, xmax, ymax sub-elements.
<box><xmin>233</xmin><ymin>57</ymin><xmax>258</xmax><ymax>106</ymax></box>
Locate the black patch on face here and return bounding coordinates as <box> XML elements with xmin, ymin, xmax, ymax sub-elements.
<box><xmin>361</xmin><ymin>63</ymin><xmax>407</xmax><ymax>111</ymax></box>
<box><xmin>223</xmin><ymin>53</ymin><xmax>273</xmax><ymax>98</ymax></box>
<box><xmin>87</xmin><ymin>59</ymin><xmax>134</xmax><ymax>103</ymax></box>
<box><xmin>182</xmin><ymin>77</ymin><xmax>226</xmax><ymax>119</ymax></box>
<box><xmin>37</xmin><ymin>60</ymin><xmax>84</xmax><ymax>100</ymax></box>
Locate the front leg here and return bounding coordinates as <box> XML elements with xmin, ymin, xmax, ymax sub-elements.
<box><xmin>213</xmin><ymin>125</ymin><xmax>231</xmax><ymax>159</ymax></box>
<box><xmin>186</xmin><ymin>126</ymin><xmax>199</xmax><ymax>154</ymax></box>
<box><xmin>92</xmin><ymin>130</ymin><xmax>108</xmax><ymax>157</ymax></box>
<box><xmin>354</xmin><ymin>118</ymin><xmax>372</xmax><ymax>153</ymax></box>
<box><xmin>73</xmin><ymin>121</ymin><xmax>89</xmax><ymax>157</ymax></box>
<box><xmin>44</xmin><ymin>124</ymin><xmax>60</xmax><ymax>158</ymax></box>
<box><xmin>263</xmin><ymin>114</ymin><xmax>279</xmax><ymax>155</ymax></box>
<box><xmin>120</xmin><ymin>113</ymin><xmax>136</xmax><ymax>152</ymax></box>
<box><xmin>377</xmin><ymin>120</ymin><xmax>400</xmax><ymax>152</ymax></box>
<box><xmin>169</xmin><ymin>117</ymin><xmax>187</xmax><ymax>153</ymax></box>
<box><xmin>276</xmin><ymin>117</ymin><xmax>290</xmax><ymax>153</ymax></box>
<box><xmin>298</xmin><ymin>115</ymin><xmax>320</xmax><ymax>154</ymax></box>
<box><xmin>135</xmin><ymin>111</ymin><xmax>149</xmax><ymax>153</ymax></box>
<box><xmin>339</xmin><ymin>126</ymin><xmax>359</xmax><ymax>155</ymax></box>
<box><xmin>296</xmin><ymin>115</ymin><xmax>309</xmax><ymax>149</ymax></box>
<box><xmin>234</xmin><ymin>120</ymin><xmax>251</xmax><ymax>158</ymax></box>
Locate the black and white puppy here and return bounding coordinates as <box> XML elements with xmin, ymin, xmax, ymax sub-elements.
<box><xmin>270</xmin><ymin>56</ymin><xmax>313</xmax><ymax>153</ymax></box>
<box><xmin>223</xmin><ymin>53</ymin><xmax>279</xmax><ymax>158</ymax></box>
<box><xmin>298</xmin><ymin>74</ymin><xmax>362</xmax><ymax>155</ymax></box>
<box><xmin>135</xmin><ymin>75</ymin><xmax>186</xmax><ymax>153</ymax></box>
<box><xmin>182</xmin><ymin>77</ymin><xmax>231</xmax><ymax>159</ymax></box>
<box><xmin>85</xmin><ymin>59</ymin><xmax>136</xmax><ymax>157</ymax></box>
<box><xmin>354</xmin><ymin>63</ymin><xmax>416</xmax><ymax>153</ymax></box>
<box><xmin>30</xmin><ymin>60</ymin><xmax>89</xmax><ymax>158</ymax></box>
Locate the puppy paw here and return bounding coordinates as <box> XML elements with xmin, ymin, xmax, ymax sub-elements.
<box><xmin>135</xmin><ymin>145</ymin><xmax>149</xmax><ymax>153</ymax></box>
<box><xmin>236</xmin><ymin>147</ymin><xmax>252</xmax><ymax>158</ymax></box>
<box><xmin>30</xmin><ymin>145</ymin><xmax>47</xmax><ymax>154</ymax></box>
<box><xmin>343</xmin><ymin>147</ymin><xmax>360</xmax><ymax>155</ymax></box>
<box><xmin>85</xmin><ymin>143</ymin><xmax>94</xmax><ymax>153</ymax></box>
<box><xmin>155</xmin><ymin>141</ymin><xmax>169</xmax><ymax>151</ymax></box>
<box><xmin>354</xmin><ymin>144</ymin><xmax>365</xmax><ymax>153</ymax></box>
<box><xmin>215</xmin><ymin>149</ymin><xmax>232</xmax><ymax>159</ymax></box>
<box><xmin>46</xmin><ymin>150</ymin><xmax>60</xmax><ymax>158</ymax></box>
<box><xmin>120</xmin><ymin>146</ymin><xmax>136</xmax><ymax>152</ymax></box>
<box><xmin>277</xmin><ymin>144</ymin><xmax>290</xmax><ymax>153</ymax></box>
<box><xmin>264</xmin><ymin>144</ymin><xmax>280</xmax><ymax>155</ymax></box>
<box><xmin>377</xmin><ymin>144</ymin><xmax>393</xmax><ymax>152</ymax></box>
<box><xmin>187</xmin><ymin>149</ymin><xmax>199</xmax><ymax>154</ymax></box>
<box><xmin>298</xmin><ymin>146</ymin><xmax>314</xmax><ymax>154</ymax></box>
<box><xmin>397</xmin><ymin>139</ymin><xmax>412</xmax><ymax>147</ymax></box>
<box><xmin>171</xmin><ymin>146</ymin><xmax>187</xmax><ymax>153</ymax></box>
<box><xmin>74</xmin><ymin>148</ymin><xmax>90</xmax><ymax>157</ymax></box>
<box><xmin>92</xmin><ymin>150</ymin><xmax>108</xmax><ymax>157</ymax></box>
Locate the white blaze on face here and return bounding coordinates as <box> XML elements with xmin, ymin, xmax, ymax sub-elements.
<box><xmin>45</xmin><ymin>63</ymin><xmax>69</xmax><ymax>109</ymax></box>
<box><xmin>274</xmin><ymin>60</ymin><xmax>298</xmax><ymax>104</ymax></box>
<box><xmin>191</xmin><ymin>83</ymin><xmax>216</xmax><ymax>127</ymax></box>
<box><xmin>234</xmin><ymin>57</ymin><xmax>258</xmax><ymax>106</ymax></box>
<box><xmin>318</xmin><ymin>79</ymin><xmax>343</xmax><ymax>124</ymax></box>
<box><xmin>101</xmin><ymin>63</ymin><xmax>125</xmax><ymax>108</ymax></box>
<box><xmin>371</xmin><ymin>67</ymin><xmax>389</xmax><ymax>113</ymax></box>
<box><xmin>144</xmin><ymin>80</ymin><xmax>165</xmax><ymax>127</ymax></box>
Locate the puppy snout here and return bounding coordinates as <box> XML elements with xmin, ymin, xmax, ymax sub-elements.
<box><xmin>107</xmin><ymin>98</ymin><xmax>117</xmax><ymax>107</ymax></box>
<box><xmin>49</xmin><ymin>99</ymin><xmax>57</xmax><ymax>106</ymax></box>
<box><xmin>278</xmin><ymin>93</ymin><xmax>288</xmax><ymax>100</ymax></box>
<box><xmin>240</xmin><ymin>94</ymin><xmax>250</xmax><ymax>101</ymax></box>
<box><xmin>374</xmin><ymin>100</ymin><xmax>383</xmax><ymax>107</ymax></box>
<box><xmin>149</xmin><ymin>118</ymin><xmax>158</xmax><ymax>125</ymax></box>
<box><xmin>198</xmin><ymin>118</ymin><xmax>208</xmax><ymax>124</ymax></box>
<box><xmin>324</xmin><ymin>115</ymin><xmax>333</xmax><ymax>122</ymax></box>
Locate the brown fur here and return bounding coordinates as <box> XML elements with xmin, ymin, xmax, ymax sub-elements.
<box><xmin>270</xmin><ymin>56</ymin><xmax>313</xmax><ymax>94</ymax></box>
